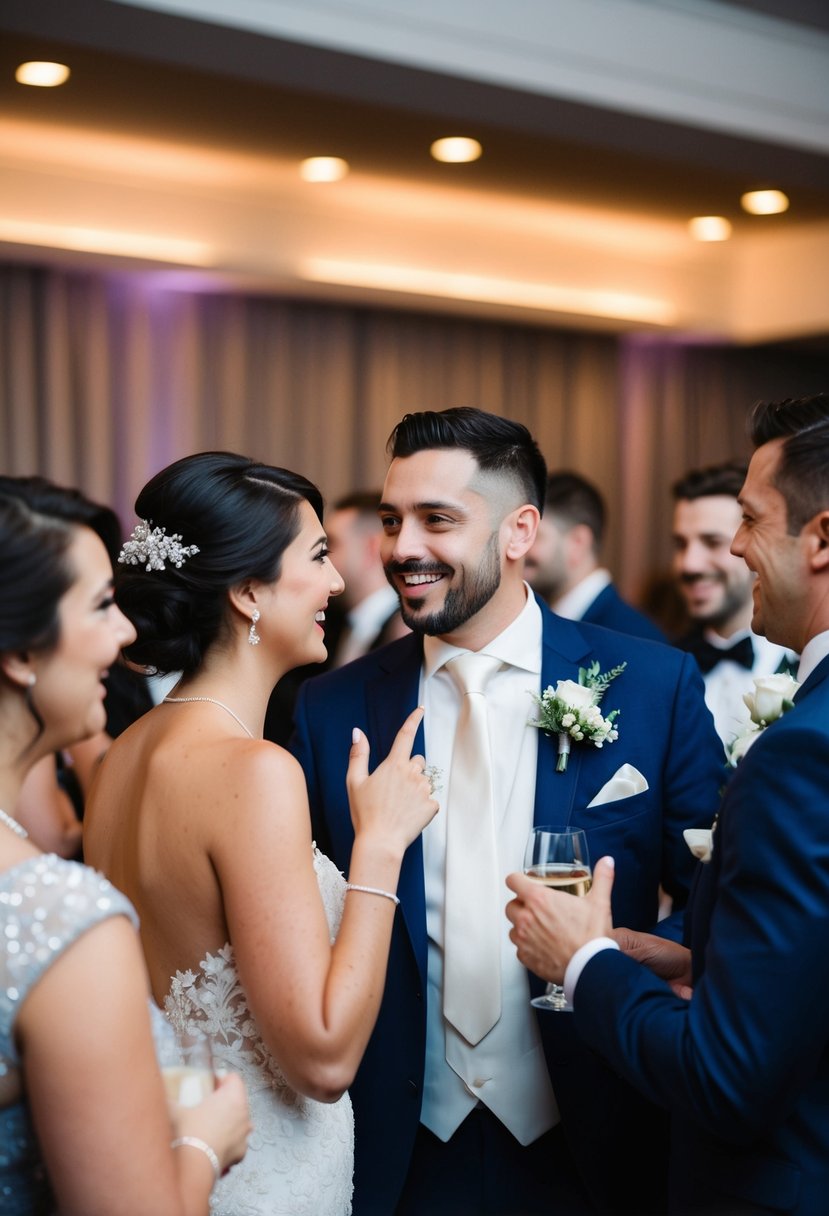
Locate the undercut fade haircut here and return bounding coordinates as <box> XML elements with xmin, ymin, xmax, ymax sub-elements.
<box><xmin>387</xmin><ymin>407</ymin><xmax>547</xmax><ymax>512</ymax></box>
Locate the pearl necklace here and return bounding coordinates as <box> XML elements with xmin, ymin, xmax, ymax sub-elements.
<box><xmin>162</xmin><ymin>696</ymin><xmax>255</xmax><ymax>740</ymax></box>
<box><xmin>0</xmin><ymin>807</ymin><xmax>28</xmax><ymax>839</ymax></box>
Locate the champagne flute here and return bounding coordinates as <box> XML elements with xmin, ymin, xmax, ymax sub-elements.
<box><xmin>523</xmin><ymin>825</ymin><xmax>592</xmax><ymax>1012</ymax></box>
<box><xmin>157</xmin><ymin>1026</ymin><xmax>216</xmax><ymax>1107</ymax></box>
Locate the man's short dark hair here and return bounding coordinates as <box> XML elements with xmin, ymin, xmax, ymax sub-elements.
<box><xmin>387</xmin><ymin>407</ymin><xmax>547</xmax><ymax>512</ymax></box>
<box><xmin>671</xmin><ymin>461</ymin><xmax>748</xmax><ymax>504</ymax></box>
<box><xmin>749</xmin><ymin>394</ymin><xmax>829</xmax><ymax>534</ymax></box>
<box><xmin>544</xmin><ymin>471</ymin><xmax>605</xmax><ymax>548</ymax></box>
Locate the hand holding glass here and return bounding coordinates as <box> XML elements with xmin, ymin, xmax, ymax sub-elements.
<box><xmin>523</xmin><ymin>826</ymin><xmax>592</xmax><ymax>1011</ymax></box>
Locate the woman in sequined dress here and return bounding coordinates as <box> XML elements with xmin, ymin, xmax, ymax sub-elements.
<box><xmin>83</xmin><ymin>453</ymin><xmax>438</xmax><ymax>1216</ymax></box>
<box><xmin>0</xmin><ymin>485</ymin><xmax>250</xmax><ymax>1216</ymax></box>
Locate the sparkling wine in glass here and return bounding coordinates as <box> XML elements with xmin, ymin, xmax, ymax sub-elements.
<box><xmin>158</xmin><ymin>1027</ymin><xmax>216</xmax><ymax>1107</ymax></box>
<box><xmin>523</xmin><ymin>826</ymin><xmax>592</xmax><ymax>1012</ymax></box>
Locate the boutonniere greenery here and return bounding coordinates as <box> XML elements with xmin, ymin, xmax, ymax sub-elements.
<box><xmin>726</xmin><ymin>672</ymin><xmax>799</xmax><ymax>767</ymax></box>
<box><xmin>529</xmin><ymin>660</ymin><xmax>626</xmax><ymax>772</ymax></box>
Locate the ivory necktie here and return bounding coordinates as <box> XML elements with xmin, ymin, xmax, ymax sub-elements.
<box><xmin>443</xmin><ymin>652</ymin><xmax>504</xmax><ymax>1046</ymax></box>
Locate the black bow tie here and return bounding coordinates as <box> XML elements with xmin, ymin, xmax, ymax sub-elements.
<box><xmin>689</xmin><ymin>635</ymin><xmax>754</xmax><ymax>675</ymax></box>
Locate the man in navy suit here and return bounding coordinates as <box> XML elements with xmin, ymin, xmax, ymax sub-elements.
<box><xmin>525</xmin><ymin>470</ymin><xmax>666</xmax><ymax>643</ymax></box>
<box><xmin>292</xmin><ymin>408</ymin><xmax>723</xmax><ymax>1215</ymax></box>
<box><xmin>507</xmin><ymin>393</ymin><xmax>829</xmax><ymax>1216</ymax></box>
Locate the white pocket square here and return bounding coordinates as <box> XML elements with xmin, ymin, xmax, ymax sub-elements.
<box><xmin>587</xmin><ymin>763</ymin><xmax>649</xmax><ymax>808</ymax></box>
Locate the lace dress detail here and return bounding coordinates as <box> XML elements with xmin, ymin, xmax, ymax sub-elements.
<box><xmin>0</xmin><ymin>855</ymin><xmax>137</xmax><ymax>1216</ymax></box>
<box><xmin>164</xmin><ymin>847</ymin><xmax>353</xmax><ymax>1216</ymax></box>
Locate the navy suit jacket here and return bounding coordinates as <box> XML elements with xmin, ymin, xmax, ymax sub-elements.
<box><xmin>574</xmin><ymin>654</ymin><xmax>829</xmax><ymax>1216</ymax></box>
<box><xmin>292</xmin><ymin>598</ymin><xmax>723</xmax><ymax>1214</ymax></box>
<box><xmin>582</xmin><ymin>581</ymin><xmax>668</xmax><ymax>644</ymax></box>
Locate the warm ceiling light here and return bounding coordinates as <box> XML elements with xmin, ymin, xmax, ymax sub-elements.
<box><xmin>299</xmin><ymin>156</ymin><xmax>349</xmax><ymax>183</ymax></box>
<box><xmin>740</xmin><ymin>189</ymin><xmax>789</xmax><ymax>216</ymax></box>
<box><xmin>688</xmin><ymin>216</ymin><xmax>732</xmax><ymax>242</ymax></box>
<box><xmin>15</xmin><ymin>61</ymin><xmax>70</xmax><ymax>87</ymax></box>
<box><xmin>430</xmin><ymin>137</ymin><xmax>482</xmax><ymax>164</ymax></box>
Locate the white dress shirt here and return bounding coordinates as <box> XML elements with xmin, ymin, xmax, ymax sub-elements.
<box><xmin>796</xmin><ymin>629</ymin><xmax>829</xmax><ymax>686</ymax></box>
<box><xmin>419</xmin><ymin>588</ymin><xmax>559</xmax><ymax>1145</ymax></box>
<box><xmin>552</xmin><ymin>568</ymin><xmax>612</xmax><ymax>621</ymax></box>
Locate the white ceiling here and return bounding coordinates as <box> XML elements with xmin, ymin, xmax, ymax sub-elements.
<box><xmin>1</xmin><ymin>0</ymin><xmax>828</xmax><ymax>341</ymax></box>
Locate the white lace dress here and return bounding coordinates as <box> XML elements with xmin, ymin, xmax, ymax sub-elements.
<box><xmin>164</xmin><ymin>848</ymin><xmax>353</xmax><ymax>1216</ymax></box>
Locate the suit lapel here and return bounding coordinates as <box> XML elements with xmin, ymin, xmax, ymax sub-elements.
<box><xmin>533</xmin><ymin>604</ymin><xmax>594</xmax><ymax>828</ymax></box>
<box><xmin>365</xmin><ymin>634</ymin><xmax>429</xmax><ymax>986</ymax></box>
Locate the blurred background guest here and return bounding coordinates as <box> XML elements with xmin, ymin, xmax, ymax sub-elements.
<box><xmin>525</xmin><ymin>470</ymin><xmax>666</xmax><ymax>641</ymax></box>
<box><xmin>671</xmin><ymin>461</ymin><xmax>797</xmax><ymax>747</ymax></box>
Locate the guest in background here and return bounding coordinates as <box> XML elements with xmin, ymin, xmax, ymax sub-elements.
<box><xmin>525</xmin><ymin>471</ymin><xmax>666</xmax><ymax>642</ymax></box>
<box><xmin>507</xmin><ymin>393</ymin><xmax>829</xmax><ymax>1216</ymax></box>
<box><xmin>671</xmin><ymin>460</ymin><xmax>797</xmax><ymax>747</ymax></box>
<box><xmin>292</xmin><ymin>407</ymin><xmax>723</xmax><ymax>1216</ymax></box>
<box><xmin>326</xmin><ymin>490</ymin><xmax>408</xmax><ymax>667</ymax></box>
<box><xmin>0</xmin><ymin>487</ymin><xmax>249</xmax><ymax>1216</ymax></box>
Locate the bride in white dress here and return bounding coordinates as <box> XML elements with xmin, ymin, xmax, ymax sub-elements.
<box><xmin>84</xmin><ymin>453</ymin><xmax>438</xmax><ymax>1216</ymax></box>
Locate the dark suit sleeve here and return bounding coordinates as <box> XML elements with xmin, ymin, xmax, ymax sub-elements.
<box><xmin>573</xmin><ymin>717</ymin><xmax>829</xmax><ymax>1144</ymax></box>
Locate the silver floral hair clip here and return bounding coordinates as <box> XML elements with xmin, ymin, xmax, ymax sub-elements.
<box><xmin>118</xmin><ymin>519</ymin><xmax>200</xmax><ymax>572</ymax></box>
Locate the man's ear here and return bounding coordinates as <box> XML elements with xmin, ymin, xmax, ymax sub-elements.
<box><xmin>505</xmin><ymin>505</ymin><xmax>540</xmax><ymax>560</ymax></box>
<box><xmin>809</xmin><ymin>510</ymin><xmax>829</xmax><ymax>572</ymax></box>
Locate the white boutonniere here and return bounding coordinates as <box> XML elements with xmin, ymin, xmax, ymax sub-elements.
<box><xmin>529</xmin><ymin>660</ymin><xmax>626</xmax><ymax>772</ymax></box>
<box><xmin>687</xmin><ymin>672</ymin><xmax>801</xmax><ymax>864</ymax></box>
<box><xmin>726</xmin><ymin>672</ymin><xmax>800</xmax><ymax>768</ymax></box>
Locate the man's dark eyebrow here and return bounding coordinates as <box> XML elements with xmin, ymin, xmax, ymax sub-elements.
<box><xmin>378</xmin><ymin>500</ymin><xmax>466</xmax><ymax>514</ymax></box>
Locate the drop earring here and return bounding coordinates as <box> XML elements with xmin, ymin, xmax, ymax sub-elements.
<box><xmin>248</xmin><ymin>608</ymin><xmax>261</xmax><ymax>646</ymax></box>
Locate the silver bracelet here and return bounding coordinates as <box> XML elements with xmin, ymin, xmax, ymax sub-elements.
<box><xmin>345</xmin><ymin>882</ymin><xmax>400</xmax><ymax>906</ymax></box>
<box><xmin>171</xmin><ymin>1136</ymin><xmax>221</xmax><ymax>1185</ymax></box>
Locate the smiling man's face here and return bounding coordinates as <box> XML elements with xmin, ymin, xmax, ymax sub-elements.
<box><xmin>379</xmin><ymin>448</ymin><xmax>522</xmax><ymax>646</ymax></box>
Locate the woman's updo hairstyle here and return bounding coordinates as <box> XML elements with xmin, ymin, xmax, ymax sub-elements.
<box><xmin>118</xmin><ymin>451</ymin><xmax>324</xmax><ymax>675</ymax></box>
<box><xmin>0</xmin><ymin>491</ymin><xmax>76</xmax><ymax>662</ymax></box>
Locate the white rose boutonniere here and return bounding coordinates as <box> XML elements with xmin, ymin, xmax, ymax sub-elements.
<box><xmin>726</xmin><ymin>673</ymin><xmax>799</xmax><ymax>767</ymax></box>
<box><xmin>529</xmin><ymin>660</ymin><xmax>626</xmax><ymax>772</ymax></box>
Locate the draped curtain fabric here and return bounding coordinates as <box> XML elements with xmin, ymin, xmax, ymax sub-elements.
<box><xmin>1</xmin><ymin>262</ymin><xmax>827</xmax><ymax>611</ymax></box>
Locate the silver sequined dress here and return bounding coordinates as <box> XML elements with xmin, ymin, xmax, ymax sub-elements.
<box><xmin>0</xmin><ymin>855</ymin><xmax>137</xmax><ymax>1215</ymax></box>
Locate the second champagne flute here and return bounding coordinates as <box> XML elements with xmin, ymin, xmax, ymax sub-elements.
<box><xmin>523</xmin><ymin>825</ymin><xmax>592</xmax><ymax>1012</ymax></box>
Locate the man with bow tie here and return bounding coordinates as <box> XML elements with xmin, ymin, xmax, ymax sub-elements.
<box><xmin>671</xmin><ymin>460</ymin><xmax>797</xmax><ymax>748</ymax></box>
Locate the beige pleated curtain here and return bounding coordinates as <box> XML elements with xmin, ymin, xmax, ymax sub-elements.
<box><xmin>1</xmin><ymin>261</ymin><xmax>827</xmax><ymax>607</ymax></box>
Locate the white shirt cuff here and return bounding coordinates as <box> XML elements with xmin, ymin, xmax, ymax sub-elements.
<box><xmin>563</xmin><ymin>937</ymin><xmax>620</xmax><ymax>1006</ymax></box>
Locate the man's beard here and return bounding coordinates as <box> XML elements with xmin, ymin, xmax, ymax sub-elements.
<box><xmin>680</xmin><ymin>572</ymin><xmax>753</xmax><ymax>631</ymax></box>
<box><xmin>388</xmin><ymin>532</ymin><xmax>502</xmax><ymax>637</ymax></box>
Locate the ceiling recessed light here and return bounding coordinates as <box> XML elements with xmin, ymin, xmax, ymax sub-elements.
<box><xmin>688</xmin><ymin>216</ymin><xmax>732</xmax><ymax>242</ymax></box>
<box><xmin>740</xmin><ymin>189</ymin><xmax>789</xmax><ymax>216</ymax></box>
<box><xmin>430</xmin><ymin>137</ymin><xmax>482</xmax><ymax>164</ymax></box>
<box><xmin>15</xmin><ymin>61</ymin><xmax>70</xmax><ymax>87</ymax></box>
<box><xmin>299</xmin><ymin>156</ymin><xmax>349</xmax><ymax>183</ymax></box>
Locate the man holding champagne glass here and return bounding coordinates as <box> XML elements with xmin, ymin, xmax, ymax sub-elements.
<box><xmin>293</xmin><ymin>407</ymin><xmax>723</xmax><ymax>1215</ymax></box>
<box><xmin>507</xmin><ymin>394</ymin><xmax>829</xmax><ymax>1216</ymax></box>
